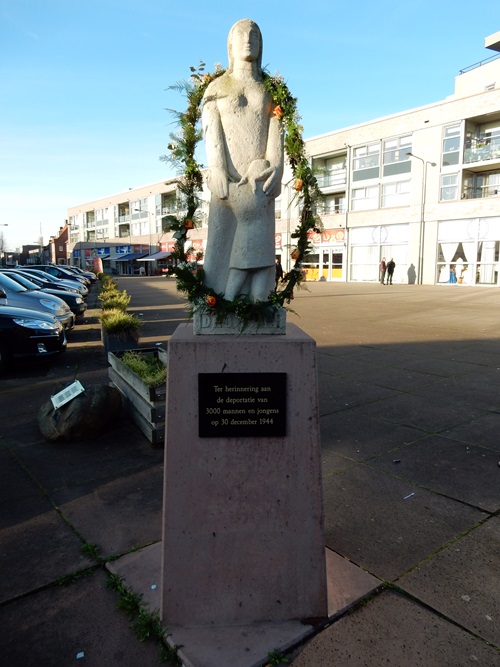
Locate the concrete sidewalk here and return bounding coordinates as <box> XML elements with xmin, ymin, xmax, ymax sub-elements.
<box><xmin>0</xmin><ymin>277</ymin><xmax>498</xmax><ymax>666</ymax></box>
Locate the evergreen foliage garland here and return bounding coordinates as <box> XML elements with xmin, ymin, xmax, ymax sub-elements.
<box><xmin>160</xmin><ymin>62</ymin><xmax>323</xmax><ymax>325</ymax></box>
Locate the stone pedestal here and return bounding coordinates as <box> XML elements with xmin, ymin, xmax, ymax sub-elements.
<box><xmin>161</xmin><ymin>322</ymin><xmax>327</xmax><ymax>627</ymax></box>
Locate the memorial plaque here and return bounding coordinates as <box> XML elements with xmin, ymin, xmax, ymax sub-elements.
<box><xmin>198</xmin><ymin>373</ymin><xmax>286</xmax><ymax>437</ymax></box>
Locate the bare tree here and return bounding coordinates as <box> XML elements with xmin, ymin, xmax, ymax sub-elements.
<box><xmin>0</xmin><ymin>231</ymin><xmax>6</xmax><ymax>266</ymax></box>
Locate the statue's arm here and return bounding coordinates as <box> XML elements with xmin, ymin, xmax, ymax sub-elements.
<box><xmin>202</xmin><ymin>95</ymin><xmax>229</xmax><ymax>200</ymax></box>
<box><xmin>263</xmin><ymin>115</ymin><xmax>284</xmax><ymax>198</ymax></box>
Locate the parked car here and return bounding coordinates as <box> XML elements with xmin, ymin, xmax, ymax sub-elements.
<box><xmin>0</xmin><ymin>273</ymin><xmax>75</xmax><ymax>331</ymax></box>
<box><xmin>0</xmin><ymin>270</ymin><xmax>87</xmax><ymax>317</ymax></box>
<box><xmin>19</xmin><ymin>268</ymin><xmax>89</xmax><ymax>296</ymax></box>
<box><xmin>23</xmin><ymin>265</ymin><xmax>91</xmax><ymax>287</ymax></box>
<box><xmin>0</xmin><ymin>304</ymin><xmax>66</xmax><ymax>373</ymax></box>
<box><xmin>65</xmin><ymin>265</ymin><xmax>97</xmax><ymax>283</ymax></box>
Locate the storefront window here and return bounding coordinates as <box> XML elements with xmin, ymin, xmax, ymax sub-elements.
<box><xmin>436</xmin><ymin>218</ymin><xmax>500</xmax><ymax>285</ymax></box>
<box><xmin>349</xmin><ymin>224</ymin><xmax>409</xmax><ymax>282</ymax></box>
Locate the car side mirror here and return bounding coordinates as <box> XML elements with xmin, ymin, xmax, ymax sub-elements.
<box><xmin>0</xmin><ymin>288</ymin><xmax>6</xmax><ymax>298</ymax></box>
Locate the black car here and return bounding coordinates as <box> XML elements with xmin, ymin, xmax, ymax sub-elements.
<box><xmin>19</xmin><ymin>268</ymin><xmax>89</xmax><ymax>297</ymax></box>
<box><xmin>64</xmin><ymin>265</ymin><xmax>97</xmax><ymax>283</ymax></box>
<box><xmin>0</xmin><ymin>305</ymin><xmax>67</xmax><ymax>373</ymax></box>
<box><xmin>24</xmin><ymin>265</ymin><xmax>91</xmax><ymax>287</ymax></box>
<box><xmin>0</xmin><ymin>270</ymin><xmax>87</xmax><ymax>317</ymax></box>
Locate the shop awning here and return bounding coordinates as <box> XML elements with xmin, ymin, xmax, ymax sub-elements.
<box><xmin>137</xmin><ymin>251</ymin><xmax>172</xmax><ymax>262</ymax></box>
<box><xmin>114</xmin><ymin>253</ymin><xmax>148</xmax><ymax>262</ymax></box>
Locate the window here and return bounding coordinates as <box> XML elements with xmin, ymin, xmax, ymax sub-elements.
<box><xmin>319</xmin><ymin>194</ymin><xmax>346</xmax><ymax>214</ymax></box>
<box><xmin>381</xmin><ymin>180</ymin><xmax>410</xmax><ymax>208</ymax></box>
<box><xmin>442</xmin><ymin>124</ymin><xmax>461</xmax><ymax>167</ymax></box>
<box><xmin>383</xmin><ymin>136</ymin><xmax>412</xmax><ymax>176</ymax></box>
<box><xmin>440</xmin><ymin>174</ymin><xmax>458</xmax><ymax>201</ymax></box>
<box><xmin>275</xmin><ymin>198</ymin><xmax>281</xmax><ymax>219</ymax></box>
<box><xmin>463</xmin><ymin>171</ymin><xmax>500</xmax><ymax>198</ymax></box>
<box><xmin>353</xmin><ymin>144</ymin><xmax>380</xmax><ymax>181</ymax></box>
<box><xmin>351</xmin><ymin>185</ymin><xmax>379</xmax><ymax>211</ymax></box>
<box><xmin>162</xmin><ymin>194</ymin><xmax>177</xmax><ymax>214</ymax></box>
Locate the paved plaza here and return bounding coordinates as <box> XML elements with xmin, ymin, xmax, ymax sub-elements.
<box><xmin>0</xmin><ymin>277</ymin><xmax>499</xmax><ymax>666</ymax></box>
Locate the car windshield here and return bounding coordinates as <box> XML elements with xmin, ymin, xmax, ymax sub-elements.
<box><xmin>0</xmin><ymin>272</ymin><xmax>27</xmax><ymax>293</ymax></box>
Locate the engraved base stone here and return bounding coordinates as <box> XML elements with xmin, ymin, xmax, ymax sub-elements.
<box><xmin>193</xmin><ymin>306</ymin><xmax>286</xmax><ymax>335</ymax></box>
<box><xmin>161</xmin><ymin>322</ymin><xmax>327</xmax><ymax>626</ymax></box>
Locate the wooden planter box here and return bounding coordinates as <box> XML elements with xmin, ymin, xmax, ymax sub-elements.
<box><xmin>101</xmin><ymin>328</ymin><xmax>140</xmax><ymax>354</ymax></box>
<box><xmin>108</xmin><ymin>347</ymin><xmax>167</xmax><ymax>446</ymax></box>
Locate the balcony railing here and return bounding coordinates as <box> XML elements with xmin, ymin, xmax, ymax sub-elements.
<box><xmin>462</xmin><ymin>185</ymin><xmax>500</xmax><ymax>199</ymax></box>
<box><xmin>464</xmin><ymin>140</ymin><xmax>500</xmax><ymax>164</ymax></box>
<box><xmin>315</xmin><ymin>203</ymin><xmax>346</xmax><ymax>215</ymax></box>
<box><xmin>316</xmin><ymin>170</ymin><xmax>347</xmax><ymax>189</ymax></box>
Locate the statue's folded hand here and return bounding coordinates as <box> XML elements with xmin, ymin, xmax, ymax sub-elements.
<box><xmin>262</xmin><ymin>168</ymin><xmax>281</xmax><ymax>198</ymax></box>
<box><xmin>237</xmin><ymin>159</ymin><xmax>273</xmax><ymax>194</ymax></box>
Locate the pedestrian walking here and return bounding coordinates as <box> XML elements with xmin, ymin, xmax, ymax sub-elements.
<box><xmin>275</xmin><ymin>257</ymin><xmax>284</xmax><ymax>289</ymax></box>
<box><xmin>387</xmin><ymin>258</ymin><xmax>396</xmax><ymax>284</ymax></box>
<box><xmin>379</xmin><ymin>258</ymin><xmax>387</xmax><ymax>284</ymax></box>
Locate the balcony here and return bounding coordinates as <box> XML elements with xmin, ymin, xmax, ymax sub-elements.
<box><xmin>462</xmin><ymin>185</ymin><xmax>500</xmax><ymax>200</ymax></box>
<box><xmin>316</xmin><ymin>170</ymin><xmax>347</xmax><ymax>191</ymax></box>
<box><xmin>464</xmin><ymin>139</ymin><xmax>500</xmax><ymax>164</ymax></box>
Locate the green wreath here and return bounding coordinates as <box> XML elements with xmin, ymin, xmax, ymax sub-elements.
<box><xmin>160</xmin><ymin>62</ymin><xmax>323</xmax><ymax>327</ymax></box>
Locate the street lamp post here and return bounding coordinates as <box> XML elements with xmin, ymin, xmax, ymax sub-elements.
<box><xmin>134</xmin><ymin>207</ymin><xmax>155</xmax><ymax>275</ymax></box>
<box><xmin>407</xmin><ymin>152</ymin><xmax>436</xmax><ymax>284</ymax></box>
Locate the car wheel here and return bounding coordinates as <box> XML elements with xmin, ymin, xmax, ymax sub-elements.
<box><xmin>0</xmin><ymin>339</ymin><xmax>12</xmax><ymax>373</ymax></box>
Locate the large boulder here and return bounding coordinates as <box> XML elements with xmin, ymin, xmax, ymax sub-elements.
<box><xmin>38</xmin><ymin>384</ymin><xmax>122</xmax><ymax>442</ymax></box>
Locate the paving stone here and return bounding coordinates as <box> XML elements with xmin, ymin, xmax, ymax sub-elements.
<box><xmin>442</xmin><ymin>412</ymin><xmax>500</xmax><ymax>452</ymax></box>
<box><xmin>398</xmin><ymin>517</ymin><xmax>500</xmax><ymax>647</ymax></box>
<box><xmin>0</xmin><ymin>499</ymin><xmax>93</xmax><ymax>603</ymax></box>
<box><xmin>362</xmin><ymin>391</ymin><xmax>484</xmax><ymax>433</ymax></box>
<box><xmin>369</xmin><ymin>435</ymin><xmax>500</xmax><ymax>512</ymax></box>
<box><xmin>0</xmin><ymin>447</ymin><xmax>41</xmax><ymax>509</ymax></box>
<box><xmin>320</xmin><ymin>409</ymin><xmax>426</xmax><ymax>462</ymax></box>
<box><xmin>52</xmin><ymin>465</ymin><xmax>164</xmax><ymax>557</ymax></box>
<box><xmin>0</xmin><ymin>569</ymin><xmax>159</xmax><ymax>667</ymax></box>
<box><xmin>322</xmin><ymin>464</ymin><xmax>486</xmax><ymax>581</ymax></box>
<box><xmin>412</xmin><ymin>375</ymin><xmax>500</xmax><ymax>412</ymax></box>
<box><xmin>289</xmin><ymin>589</ymin><xmax>500</xmax><ymax>667</ymax></box>
<box><xmin>10</xmin><ymin>429</ymin><xmax>163</xmax><ymax>493</ymax></box>
<box><xmin>318</xmin><ymin>373</ymin><xmax>397</xmax><ymax>416</ymax></box>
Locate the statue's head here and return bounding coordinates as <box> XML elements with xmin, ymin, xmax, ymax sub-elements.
<box><xmin>227</xmin><ymin>19</ymin><xmax>262</xmax><ymax>71</ymax></box>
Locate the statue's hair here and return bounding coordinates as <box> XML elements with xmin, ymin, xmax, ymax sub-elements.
<box><xmin>227</xmin><ymin>19</ymin><xmax>262</xmax><ymax>71</ymax></box>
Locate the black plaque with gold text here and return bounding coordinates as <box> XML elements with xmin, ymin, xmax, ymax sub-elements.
<box><xmin>198</xmin><ymin>373</ymin><xmax>286</xmax><ymax>437</ymax></box>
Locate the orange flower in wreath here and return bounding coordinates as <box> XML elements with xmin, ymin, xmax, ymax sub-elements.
<box><xmin>206</xmin><ymin>295</ymin><xmax>217</xmax><ymax>308</ymax></box>
<box><xmin>185</xmin><ymin>218</ymin><xmax>194</xmax><ymax>229</ymax></box>
<box><xmin>273</xmin><ymin>105</ymin><xmax>283</xmax><ymax>120</ymax></box>
<box><xmin>294</xmin><ymin>179</ymin><xmax>303</xmax><ymax>191</ymax></box>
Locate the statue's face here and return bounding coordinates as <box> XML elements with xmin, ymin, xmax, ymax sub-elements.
<box><xmin>231</xmin><ymin>21</ymin><xmax>261</xmax><ymax>63</ymax></box>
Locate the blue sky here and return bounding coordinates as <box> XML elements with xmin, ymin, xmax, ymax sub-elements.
<box><xmin>0</xmin><ymin>0</ymin><xmax>496</xmax><ymax>250</ymax></box>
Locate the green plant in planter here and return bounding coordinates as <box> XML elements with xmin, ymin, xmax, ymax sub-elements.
<box><xmin>100</xmin><ymin>309</ymin><xmax>142</xmax><ymax>340</ymax></box>
<box><xmin>100</xmin><ymin>273</ymin><xmax>117</xmax><ymax>287</ymax></box>
<box><xmin>99</xmin><ymin>289</ymin><xmax>131</xmax><ymax>311</ymax></box>
<box><xmin>120</xmin><ymin>351</ymin><xmax>166</xmax><ymax>388</ymax></box>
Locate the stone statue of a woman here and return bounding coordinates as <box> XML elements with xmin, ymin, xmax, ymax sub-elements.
<box><xmin>201</xmin><ymin>19</ymin><xmax>284</xmax><ymax>302</ymax></box>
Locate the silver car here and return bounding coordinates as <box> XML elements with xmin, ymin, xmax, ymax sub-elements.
<box><xmin>0</xmin><ymin>273</ymin><xmax>75</xmax><ymax>331</ymax></box>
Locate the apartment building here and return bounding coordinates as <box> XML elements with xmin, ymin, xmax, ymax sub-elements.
<box><xmin>67</xmin><ymin>31</ymin><xmax>500</xmax><ymax>285</ymax></box>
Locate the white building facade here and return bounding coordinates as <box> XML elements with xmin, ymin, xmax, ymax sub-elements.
<box><xmin>67</xmin><ymin>31</ymin><xmax>500</xmax><ymax>286</ymax></box>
